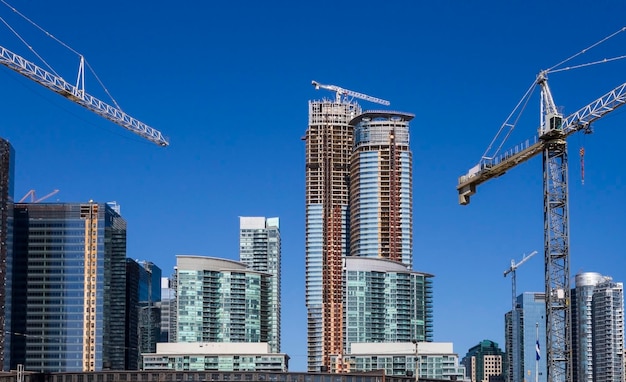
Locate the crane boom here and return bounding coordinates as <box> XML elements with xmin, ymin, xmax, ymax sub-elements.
<box><xmin>311</xmin><ymin>80</ymin><xmax>391</xmax><ymax>106</ymax></box>
<box><xmin>0</xmin><ymin>44</ymin><xmax>169</xmax><ymax>146</ymax></box>
<box><xmin>457</xmin><ymin>81</ymin><xmax>626</xmax><ymax>205</ymax></box>
<box><xmin>504</xmin><ymin>250</ymin><xmax>539</xmax><ymax>313</ymax></box>
<box><xmin>504</xmin><ymin>250</ymin><xmax>538</xmax><ymax>277</ymax></box>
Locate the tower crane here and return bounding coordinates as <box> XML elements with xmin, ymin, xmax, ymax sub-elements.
<box><xmin>504</xmin><ymin>250</ymin><xmax>538</xmax><ymax>312</ymax></box>
<box><xmin>311</xmin><ymin>80</ymin><xmax>391</xmax><ymax>106</ymax></box>
<box><xmin>457</xmin><ymin>68</ymin><xmax>626</xmax><ymax>382</ymax></box>
<box><xmin>504</xmin><ymin>250</ymin><xmax>537</xmax><ymax>382</ymax></box>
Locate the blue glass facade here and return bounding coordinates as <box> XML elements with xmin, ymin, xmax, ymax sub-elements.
<box><xmin>126</xmin><ymin>260</ymin><xmax>162</xmax><ymax>370</ymax></box>
<box><xmin>350</xmin><ymin>111</ymin><xmax>414</xmax><ymax>268</ymax></box>
<box><xmin>159</xmin><ymin>277</ymin><xmax>175</xmax><ymax>342</ymax></box>
<box><xmin>505</xmin><ymin>293</ymin><xmax>546</xmax><ymax>382</ymax></box>
<box><xmin>305</xmin><ymin>204</ymin><xmax>323</xmax><ymax>364</ymax></box>
<box><xmin>0</xmin><ymin>138</ymin><xmax>14</xmax><ymax>371</ymax></box>
<box><xmin>10</xmin><ymin>202</ymin><xmax>126</xmax><ymax>372</ymax></box>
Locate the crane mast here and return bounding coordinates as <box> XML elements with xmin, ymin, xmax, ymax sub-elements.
<box><xmin>504</xmin><ymin>250</ymin><xmax>538</xmax><ymax>382</ymax></box>
<box><xmin>0</xmin><ymin>44</ymin><xmax>168</xmax><ymax>146</ymax></box>
<box><xmin>457</xmin><ymin>76</ymin><xmax>626</xmax><ymax>382</ymax></box>
<box><xmin>311</xmin><ymin>80</ymin><xmax>391</xmax><ymax>106</ymax></box>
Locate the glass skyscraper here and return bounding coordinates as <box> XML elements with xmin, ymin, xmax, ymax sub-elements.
<box><xmin>305</xmin><ymin>91</ymin><xmax>425</xmax><ymax>373</ymax></box>
<box><xmin>174</xmin><ymin>255</ymin><xmax>273</xmax><ymax>345</ymax></box>
<box><xmin>158</xmin><ymin>277</ymin><xmax>175</xmax><ymax>343</ymax></box>
<box><xmin>350</xmin><ymin>111</ymin><xmax>414</xmax><ymax>267</ymax></box>
<box><xmin>344</xmin><ymin>257</ymin><xmax>432</xmax><ymax>350</ymax></box>
<box><xmin>504</xmin><ymin>293</ymin><xmax>546</xmax><ymax>382</ymax></box>
<box><xmin>0</xmin><ymin>138</ymin><xmax>14</xmax><ymax>371</ymax></box>
<box><xmin>571</xmin><ymin>272</ymin><xmax>624</xmax><ymax>382</ymax></box>
<box><xmin>10</xmin><ymin>202</ymin><xmax>127</xmax><ymax>372</ymax></box>
<box><xmin>239</xmin><ymin>217</ymin><xmax>281</xmax><ymax>353</ymax></box>
<box><xmin>305</xmin><ymin>98</ymin><xmax>360</xmax><ymax>371</ymax></box>
<box><xmin>126</xmin><ymin>259</ymin><xmax>162</xmax><ymax>370</ymax></box>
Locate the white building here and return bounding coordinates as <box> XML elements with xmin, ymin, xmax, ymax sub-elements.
<box><xmin>330</xmin><ymin>342</ymin><xmax>467</xmax><ymax>380</ymax></box>
<box><xmin>142</xmin><ymin>342</ymin><xmax>289</xmax><ymax>372</ymax></box>
<box><xmin>572</xmin><ymin>272</ymin><xmax>624</xmax><ymax>382</ymax></box>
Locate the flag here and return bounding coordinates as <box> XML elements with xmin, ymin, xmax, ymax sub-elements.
<box><xmin>536</xmin><ymin>340</ymin><xmax>541</xmax><ymax>361</ymax></box>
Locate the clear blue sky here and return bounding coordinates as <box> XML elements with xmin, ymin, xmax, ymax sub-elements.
<box><xmin>1</xmin><ymin>0</ymin><xmax>626</xmax><ymax>372</ymax></box>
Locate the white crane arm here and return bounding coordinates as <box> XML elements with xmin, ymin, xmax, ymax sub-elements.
<box><xmin>562</xmin><ymin>82</ymin><xmax>626</xmax><ymax>136</ymax></box>
<box><xmin>504</xmin><ymin>250</ymin><xmax>538</xmax><ymax>277</ymax></box>
<box><xmin>457</xmin><ymin>81</ymin><xmax>626</xmax><ymax>205</ymax></box>
<box><xmin>311</xmin><ymin>80</ymin><xmax>390</xmax><ymax>106</ymax></box>
<box><xmin>516</xmin><ymin>250</ymin><xmax>538</xmax><ymax>269</ymax></box>
<box><xmin>0</xmin><ymin>45</ymin><xmax>168</xmax><ymax>146</ymax></box>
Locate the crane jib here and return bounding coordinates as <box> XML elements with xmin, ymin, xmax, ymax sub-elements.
<box><xmin>457</xmin><ymin>81</ymin><xmax>626</xmax><ymax>205</ymax></box>
<box><xmin>0</xmin><ymin>44</ymin><xmax>169</xmax><ymax>147</ymax></box>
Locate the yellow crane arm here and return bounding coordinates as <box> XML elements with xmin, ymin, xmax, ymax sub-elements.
<box><xmin>457</xmin><ymin>81</ymin><xmax>626</xmax><ymax>205</ymax></box>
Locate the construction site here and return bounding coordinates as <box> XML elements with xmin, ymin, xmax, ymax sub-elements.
<box><xmin>305</xmin><ymin>82</ymin><xmax>426</xmax><ymax>374</ymax></box>
<box><xmin>0</xmin><ymin>1</ymin><xmax>625</xmax><ymax>382</ymax></box>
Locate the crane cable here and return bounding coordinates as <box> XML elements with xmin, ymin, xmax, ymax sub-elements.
<box><xmin>547</xmin><ymin>25</ymin><xmax>626</xmax><ymax>186</ymax></box>
<box><xmin>483</xmin><ymin>26</ymin><xmax>626</xmax><ymax>164</ymax></box>
<box><xmin>550</xmin><ymin>54</ymin><xmax>626</xmax><ymax>74</ymax></box>
<box><xmin>0</xmin><ymin>15</ymin><xmax>60</xmax><ymax>77</ymax></box>
<box><xmin>481</xmin><ymin>81</ymin><xmax>537</xmax><ymax>162</ymax></box>
<box><xmin>547</xmin><ymin>26</ymin><xmax>626</xmax><ymax>74</ymax></box>
<box><xmin>0</xmin><ymin>0</ymin><xmax>124</xmax><ymax>111</ymax></box>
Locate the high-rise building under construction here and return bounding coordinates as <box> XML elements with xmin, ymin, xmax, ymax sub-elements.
<box><xmin>350</xmin><ymin>111</ymin><xmax>414</xmax><ymax>267</ymax></box>
<box><xmin>305</xmin><ymin>98</ymin><xmax>361</xmax><ymax>371</ymax></box>
<box><xmin>305</xmin><ymin>87</ymin><xmax>427</xmax><ymax>372</ymax></box>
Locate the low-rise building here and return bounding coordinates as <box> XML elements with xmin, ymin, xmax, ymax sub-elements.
<box><xmin>142</xmin><ymin>343</ymin><xmax>289</xmax><ymax>372</ymax></box>
<box><xmin>461</xmin><ymin>340</ymin><xmax>504</xmax><ymax>382</ymax></box>
<box><xmin>330</xmin><ymin>342</ymin><xmax>467</xmax><ymax>380</ymax></box>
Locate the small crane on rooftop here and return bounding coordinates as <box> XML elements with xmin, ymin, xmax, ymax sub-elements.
<box><xmin>311</xmin><ymin>80</ymin><xmax>391</xmax><ymax>106</ymax></box>
<box><xmin>504</xmin><ymin>250</ymin><xmax>538</xmax><ymax>312</ymax></box>
<box><xmin>18</xmin><ymin>189</ymin><xmax>59</xmax><ymax>203</ymax></box>
<box><xmin>504</xmin><ymin>250</ymin><xmax>538</xmax><ymax>382</ymax></box>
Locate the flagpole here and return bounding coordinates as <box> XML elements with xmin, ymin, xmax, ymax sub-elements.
<box><xmin>535</xmin><ymin>322</ymin><xmax>539</xmax><ymax>382</ymax></box>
